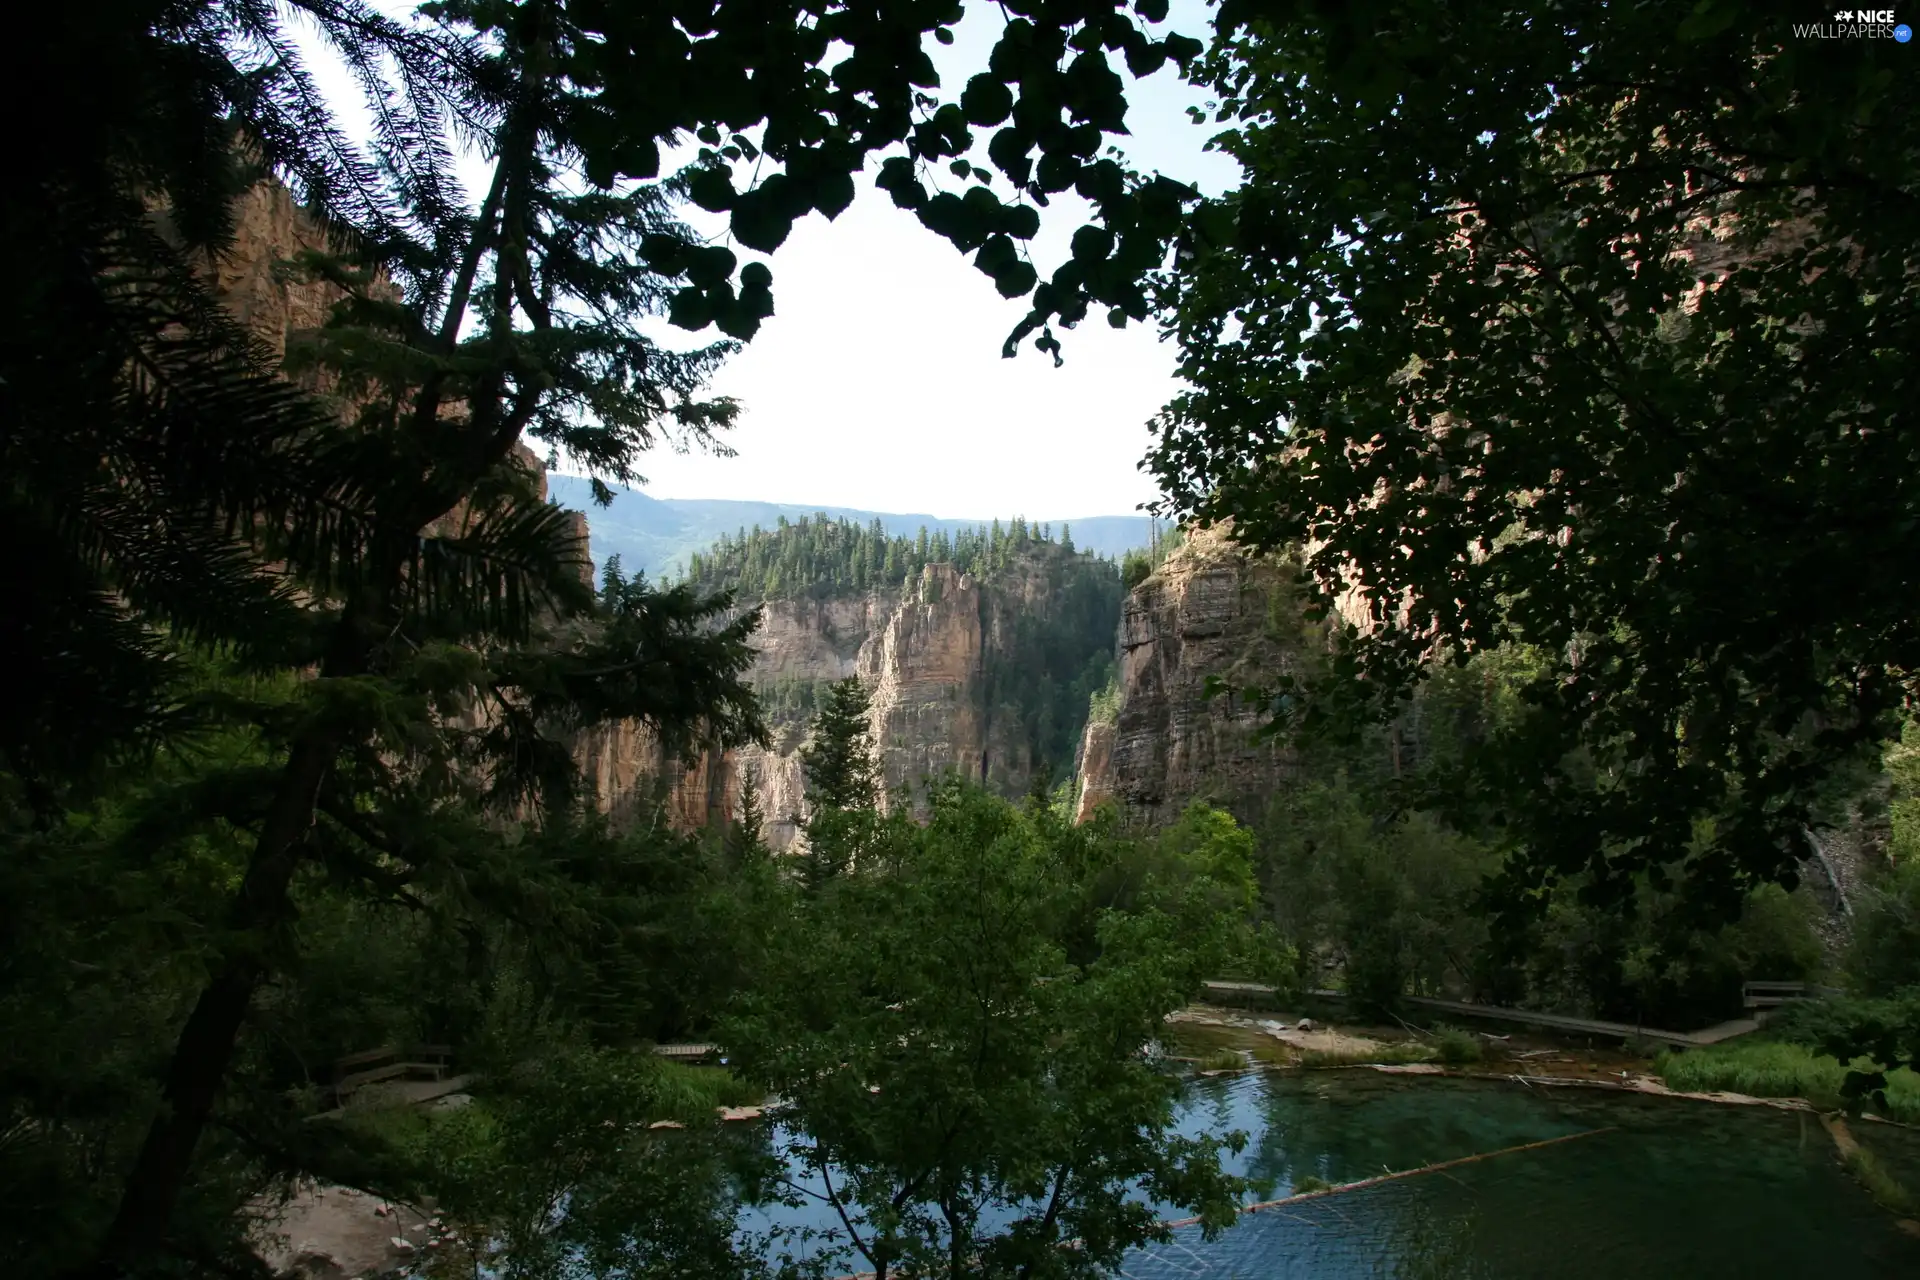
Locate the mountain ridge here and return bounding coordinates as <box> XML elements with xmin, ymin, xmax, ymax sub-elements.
<box><xmin>544</xmin><ymin>473</ymin><xmax>1156</xmax><ymax>579</ymax></box>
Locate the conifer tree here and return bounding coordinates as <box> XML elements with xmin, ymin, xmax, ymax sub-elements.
<box><xmin>798</xmin><ymin>678</ymin><xmax>880</xmax><ymax>888</ymax></box>
<box><xmin>725</xmin><ymin>764</ymin><xmax>769</xmax><ymax>868</ymax></box>
<box><xmin>800</xmin><ymin>679</ymin><xmax>879</xmax><ymax>814</ymax></box>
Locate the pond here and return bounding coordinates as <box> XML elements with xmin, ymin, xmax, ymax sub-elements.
<box><xmin>742</xmin><ymin>1071</ymin><xmax>1920</xmax><ymax>1278</ymax></box>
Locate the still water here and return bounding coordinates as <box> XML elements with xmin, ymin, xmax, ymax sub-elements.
<box><xmin>746</xmin><ymin>1072</ymin><xmax>1920</xmax><ymax>1278</ymax></box>
<box><xmin>1127</xmin><ymin>1072</ymin><xmax>1920</xmax><ymax>1278</ymax></box>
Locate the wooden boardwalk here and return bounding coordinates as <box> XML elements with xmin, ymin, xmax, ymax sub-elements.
<box><xmin>1200</xmin><ymin>980</ymin><xmax>1762</xmax><ymax>1050</ymax></box>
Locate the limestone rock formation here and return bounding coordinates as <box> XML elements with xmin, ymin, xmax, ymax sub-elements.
<box><xmin>590</xmin><ymin>555</ymin><xmax>1100</xmax><ymax>849</ymax></box>
<box><xmin>1075</xmin><ymin>526</ymin><xmax>1306</xmax><ymax>827</ymax></box>
<box><xmin>197</xmin><ymin>178</ymin><xmax>347</xmax><ymax>359</ymax></box>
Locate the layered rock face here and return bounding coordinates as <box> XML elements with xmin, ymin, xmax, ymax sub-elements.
<box><xmin>200</xmin><ymin>178</ymin><xmax>346</xmax><ymax>359</ymax></box>
<box><xmin>1075</xmin><ymin>526</ymin><xmax>1305</xmax><ymax>827</ymax></box>
<box><xmin>578</xmin><ymin>558</ymin><xmax>1074</xmax><ymax>849</ymax></box>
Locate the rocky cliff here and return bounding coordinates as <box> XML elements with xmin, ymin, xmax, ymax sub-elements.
<box><xmin>1075</xmin><ymin>525</ymin><xmax>1309</xmax><ymax>828</ymax></box>
<box><xmin>579</xmin><ymin>552</ymin><xmax>1117</xmax><ymax>849</ymax></box>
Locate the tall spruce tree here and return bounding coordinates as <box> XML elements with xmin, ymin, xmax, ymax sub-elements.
<box><xmin>726</xmin><ymin>763</ymin><xmax>770</xmax><ymax>868</ymax></box>
<box><xmin>800</xmin><ymin>678</ymin><xmax>880</xmax><ymax>814</ymax></box>
<box><xmin>28</xmin><ymin>5</ymin><xmax>760</xmax><ymax>1272</ymax></box>
<box><xmin>798</xmin><ymin>677</ymin><xmax>880</xmax><ymax>887</ymax></box>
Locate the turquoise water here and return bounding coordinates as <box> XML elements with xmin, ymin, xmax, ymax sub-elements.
<box><xmin>744</xmin><ymin>1071</ymin><xmax>1920</xmax><ymax>1277</ymax></box>
<box><xmin>1120</xmin><ymin>1072</ymin><xmax>1920</xmax><ymax>1279</ymax></box>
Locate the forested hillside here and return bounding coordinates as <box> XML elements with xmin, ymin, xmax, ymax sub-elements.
<box><xmin>681</xmin><ymin>511</ymin><xmax>1091</xmax><ymax>598</ymax></box>
<box><xmin>542</xmin><ymin>473</ymin><xmax>1154</xmax><ymax>578</ymax></box>
<box><xmin>658</xmin><ymin>512</ymin><xmax>1124</xmax><ymax>803</ymax></box>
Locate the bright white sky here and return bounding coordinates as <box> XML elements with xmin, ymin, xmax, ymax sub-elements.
<box><xmin>307</xmin><ymin>2</ymin><xmax>1238</xmax><ymax>521</ymax></box>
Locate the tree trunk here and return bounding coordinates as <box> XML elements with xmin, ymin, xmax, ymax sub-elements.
<box><xmin>80</xmin><ymin>47</ymin><xmax>553</xmax><ymax>1269</ymax></box>
<box><xmin>79</xmin><ymin>730</ymin><xmax>341</xmax><ymax>1275</ymax></box>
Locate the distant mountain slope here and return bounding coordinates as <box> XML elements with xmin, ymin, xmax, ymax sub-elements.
<box><xmin>544</xmin><ymin>474</ymin><xmax>1154</xmax><ymax>578</ymax></box>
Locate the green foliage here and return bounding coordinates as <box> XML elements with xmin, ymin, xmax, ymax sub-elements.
<box><xmin>725</xmin><ymin>783</ymin><xmax>1261</xmax><ymax>1280</ymax></box>
<box><xmin>1839</xmin><ymin>1141</ymin><xmax>1919</xmax><ymax>1219</ymax></box>
<box><xmin>800</xmin><ymin>678</ymin><xmax>880</xmax><ymax>816</ymax></box>
<box><xmin>1513</xmin><ymin>879</ymin><xmax>1826</xmax><ymax>1030</ymax></box>
<box><xmin>797</xmin><ymin>678</ymin><xmax>882</xmax><ymax>891</ymax></box>
<box><xmin>1432</xmin><ymin>1028</ymin><xmax>1483</xmax><ymax>1067</ymax></box>
<box><xmin>1259</xmin><ymin>779</ymin><xmax>1497</xmax><ymax>1014</ymax></box>
<box><xmin>1153</xmin><ymin>0</ymin><xmax>1920</xmax><ymax>922</ymax></box>
<box><xmin>727</xmin><ymin>764</ymin><xmax>772</xmax><ymax>870</ymax></box>
<box><xmin>1771</xmin><ymin>990</ymin><xmax>1920</xmax><ymax>1118</ymax></box>
<box><xmin>1654</xmin><ymin>1038</ymin><xmax>1920</xmax><ymax>1125</ymax></box>
<box><xmin>1296</xmin><ymin>1042</ymin><xmax>1436</xmax><ymax>1070</ymax></box>
<box><xmin>384</xmin><ymin>1049</ymin><xmax>775</xmax><ymax>1280</ymax></box>
<box><xmin>1847</xmin><ymin>724</ymin><xmax>1920</xmax><ymax>996</ymax></box>
<box><xmin>978</xmin><ymin>560</ymin><xmax>1124</xmax><ymax>789</ymax></box>
<box><xmin>1887</xmin><ymin>722</ymin><xmax>1920</xmax><ymax>865</ymax></box>
<box><xmin>681</xmin><ymin>513</ymin><xmax>1112</xmax><ymax>601</ymax></box>
<box><xmin>1247</xmin><ymin>644</ymin><xmax>1827</xmax><ymax>1026</ymax></box>
<box><xmin>1087</xmin><ymin>672</ymin><xmax>1122</xmax><ymax>727</ymax></box>
<box><xmin>1849</xmin><ymin>859</ymin><xmax>1920</xmax><ymax>998</ymax></box>
<box><xmin>1119</xmin><ymin>522</ymin><xmax>1183</xmax><ymax>591</ymax></box>
<box><xmin>1087</xmin><ymin>804</ymin><xmax>1295</xmax><ymax>991</ymax></box>
<box><xmin>1196</xmin><ymin>1049</ymin><xmax>1249</xmax><ymax>1073</ymax></box>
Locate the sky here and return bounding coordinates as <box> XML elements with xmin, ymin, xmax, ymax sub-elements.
<box><xmin>306</xmin><ymin>2</ymin><xmax>1239</xmax><ymax>522</ymax></box>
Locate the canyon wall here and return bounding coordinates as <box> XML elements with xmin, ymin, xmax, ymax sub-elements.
<box><xmin>578</xmin><ymin>556</ymin><xmax>1088</xmax><ymax>849</ymax></box>
<box><xmin>1075</xmin><ymin>526</ymin><xmax>1308</xmax><ymax>828</ymax></box>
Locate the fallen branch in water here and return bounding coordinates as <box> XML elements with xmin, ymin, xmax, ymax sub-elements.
<box><xmin>826</xmin><ymin>1128</ymin><xmax>1622</xmax><ymax>1280</ymax></box>
<box><xmin>1156</xmin><ymin>1126</ymin><xmax>1621</xmax><ymax>1230</ymax></box>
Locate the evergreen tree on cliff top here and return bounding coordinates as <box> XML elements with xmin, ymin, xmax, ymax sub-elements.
<box><xmin>799</xmin><ymin>677</ymin><xmax>880</xmax><ymax>886</ymax></box>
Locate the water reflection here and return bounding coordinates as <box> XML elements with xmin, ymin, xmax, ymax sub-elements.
<box><xmin>1120</xmin><ymin>1073</ymin><xmax>1920</xmax><ymax>1279</ymax></box>
<box><xmin>743</xmin><ymin>1071</ymin><xmax>1920</xmax><ymax>1278</ymax></box>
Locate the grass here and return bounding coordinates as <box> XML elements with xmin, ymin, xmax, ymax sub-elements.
<box><xmin>1433</xmin><ymin>1027</ymin><xmax>1484</xmax><ymax>1066</ymax></box>
<box><xmin>1844</xmin><ymin>1142</ymin><xmax>1919</xmax><ymax>1216</ymax></box>
<box><xmin>1298</xmin><ymin>1040</ymin><xmax>1437</xmax><ymax>1069</ymax></box>
<box><xmin>1249</xmin><ymin>1038</ymin><xmax>1297</xmax><ymax>1066</ymax></box>
<box><xmin>1196</xmin><ymin>1048</ymin><xmax>1251</xmax><ymax>1072</ymax></box>
<box><xmin>650</xmin><ymin>1058</ymin><xmax>763</xmax><ymax>1112</ymax></box>
<box><xmin>1654</xmin><ymin>1039</ymin><xmax>1920</xmax><ymax>1124</ymax></box>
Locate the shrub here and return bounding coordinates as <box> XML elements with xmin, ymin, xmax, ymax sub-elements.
<box><xmin>1847</xmin><ymin>857</ymin><xmax>1920</xmax><ymax>996</ymax></box>
<box><xmin>1433</xmin><ymin>1027</ymin><xmax>1483</xmax><ymax>1066</ymax></box>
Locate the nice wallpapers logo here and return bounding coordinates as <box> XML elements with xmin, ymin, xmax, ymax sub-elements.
<box><xmin>1794</xmin><ymin>8</ymin><xmax>1914</xmax><ymax>38</ymax></box>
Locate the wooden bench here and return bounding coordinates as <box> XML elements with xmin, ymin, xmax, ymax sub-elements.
<box><xmin>1742</xmin><ymin>982</ymin><xmax>1842</xmax><ymax>1010</ymax></box>
<box><xmin>332</xmin><ymin>1044</ymin><xmax>454</xmax><ymax>1101</ymax></box>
